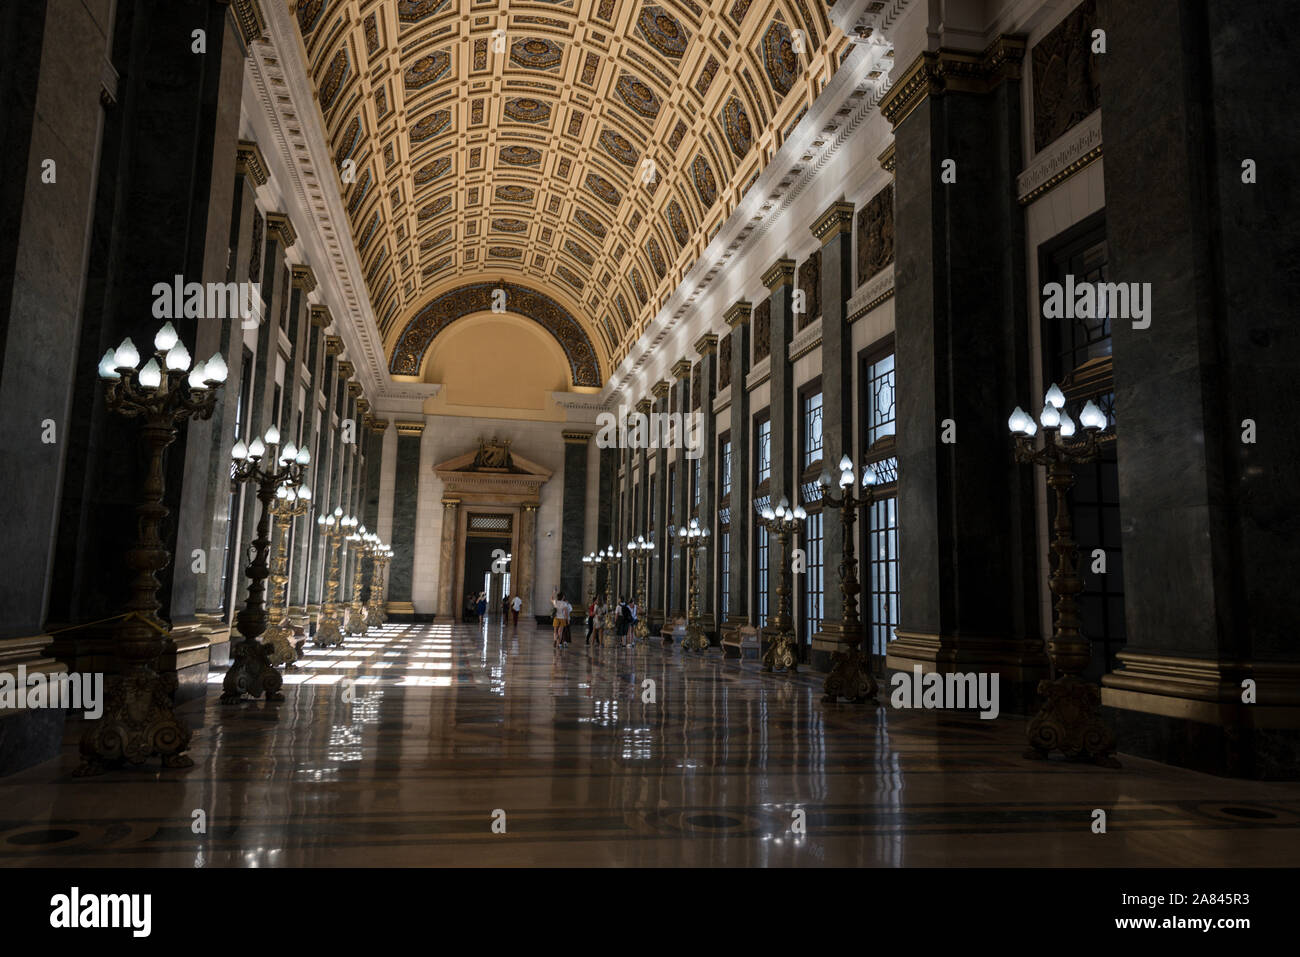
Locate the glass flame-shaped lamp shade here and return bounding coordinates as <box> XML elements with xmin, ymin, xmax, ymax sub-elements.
<box><xmin>138</xmin><ymin>359</ymin><xmax>162</xmax><ymax>389</ymax></box>
<box><xmin>114</xmin><ymin>338</ymin><xmax>140</xmax><ymax>371</ymax></box>
<box><xmin>154</xmin><ymin>322</ymin><xmax>179</xmax><ymax>352</ymax></box>
<box><xmin>97</xmin><ymin>350</ymin><xmax>121</xmax><ymax>380</ymax></box>
<box><xmin>1045</xmin><ymin>383</ymin><xmax>1066</xmax><ymax>409</ymax></box>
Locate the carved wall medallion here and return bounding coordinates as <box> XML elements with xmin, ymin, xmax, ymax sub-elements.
<box><xmin>857</xmin><ymin>183</ymin><xmax>895</xmax><ymax>286</ymax></box>
<box><xmin>1031</xmin><ymin>0</ymin><xmax>1100</xmax><ymax>153</ymax></box>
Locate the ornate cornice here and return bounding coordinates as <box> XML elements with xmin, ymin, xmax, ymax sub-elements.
<box><xmin>442</xmin><ymin>497</ymin><xmax>461</xmax><ymax>508</ymax></box>
<box><xmin>236</xmin><ymin>140</ymin><xmax>268</xmax><ymax>186</ymax></box>
<box><xmin>324</xmin><ymin>335</ymin><xmax>344</xmax><ymax>356</ymax></box>
<box><xmin>881</xmin><ymin>36</ymin><xmax>1026</xmax><ymax>129</ymax></box>
<box><xmin>337</xmin><ymin>360</ymin><xmax>355</xmax><ymax>379</ymax></box>
<box><xmin>650</xmin><ymin>379</ymin><xmax>670</xmax><ymax>399</ymax></box>
<box><xmin>878</xmin><ymin>142</ymin><xmax>896</xmax><ymax>174</ymax></box>
<box><xmin>811</xmin><ymin>201</ymin><xmax>855</xmax><ymax>245</ymax></box>
<box><xmin>265</xmin><ymin>212</ymin><xmax>297</xmax><ymax>248</ymax></box>
<box><xmin>396</xmin><ymin>420</ymin><xmax>426</xmax><ymax>436</ymax></box>
<box><xmin>562</xmin><ymin>431</ymin><xmax>593</xmax><ymax>444</ymax></box>
<box><xmin>671</xmin><ymin>359</ymin><xmax>692</xmax><ymax>381</ymax></box>
<box><xmin>310</xmin><ymin>304</ymin><xmax>331</xmax><ymax>328</ymax></box>
<box><xmin>694</xmin><ymin>333</ymin><xmax>718</xmax><ymax>357</ymax></box>
<box><xmin>355</xmin><ymin>397</ymin><xmax>370</xmax><ymax>414</ymax></box>
<box><xmin>634</xmin><ymin>398</ymin><xmax>654</xmax><ymax>415</ymax></box>
<box><xmin>347</xmin><ymin>382</ymin><xmax>363</xmax><ymax>398</ymax></box>
<box><xmin>291</xmin><ymin>264</ymin><xmax>317</xmax><ymax>292</ymax></box>
<box><xmin>231</xmin><ymin>0</ymin><xmax>266</xmax><ymax>48</ymax></box>
<box><xmin>723</xmin><ymin>300</ymin><xmax>753</xmax><ymax>327</ymax></box>
<box><xmin>762</xmin><ymin>258</ymin><xmax>797</xmax><ymax>290</ymax></box>
<box><xmin>369</xmin><ymin>417</ymin><xmax>389</xmax><ymax>433</ymax></box>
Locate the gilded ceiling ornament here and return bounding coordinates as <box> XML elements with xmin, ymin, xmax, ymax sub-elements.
<box><xmin>319</xmin><ymin>49</ymin><xmax>349</xmax><ymax>111</ymax></box>
<box><xmin>598</xmin><ymin>128</ymin><xmax>639</xmax><ymax>167</ymax></box>
<box><xmin>335</xmin><ymin>115</ymin><xmax>361</xmax><ymax>166</ymax></box>
<box><xmin>615</xmin><ymin>72</ymin><xmax>662</xmax><ymax>118</ymax></box>
<box><xmin>404</xmin><ymin>50</ymin><xmax>451</xmax><ymax>89</ymax></box>
<box><xmin>398</xmin><ymin>0</ymin><xmax>451</xmax><ymax>23</ymax></box>
<box><xmin>496</xmin><ymin>184</ymin><xmax>535</xmax><ymax>204</ymax></box>
<box><xmin>499</xmin><ymin>145</ymin><xmax>542</xmax><ymax>167</ymax></box>
<box><xmin>695</xmin><ymin>55</ymin><xmax>720</xmax><ymax>96</ymax></box>
<box><xmin>422</xmin><ymin>254</ymin><xmax>453</xmax><ymax>276</ymax></box>
<box><xmin>510</xmin><ymin>37</ymin><xmax>564</xmax><ymax>71</ymax></box>
<box><xmin>629</xmin><ymin>267</ymin><xmax>647</xmax><ymax>305</ymax></box>
<box><xmin>721</xmin><ymin>95</ymin><xmax>753</xmax><ymax>158</ymax></box>
<box><xmin>691</xmin><ymin>152</ymin><xmax>718</xmax><ymax>208</ymax></box>
<box><xmin>573</xmin><ymin>208</ymin><xmax>607</xmax><ymax>239</ymax></box>
<box><xmin>585</xmin><ymin>171</ymin><xmax>622</xmax><ymax>207</ymax></box>
<box><xmin>489</xmin><ymin>246</ymin><xmax>523</xmax><ymax>259</ymax></box>
<box><xmin>357</xmin><ymin>210</ymin><xmax>381</xmax><ymax>251</ymax></box>
<box><xmin>297</xmin><ymin>0</ymin><xmax>325</xmax><ymax>34</ymax></box>
<box><xmin>555</xmin><ymin>264</ymin><xmax>586</xmax><ymax>292</ymax></box>
<box><xmin>425</xmin><ymin>227</ymin><xmax>454</xmax><ymax>248</ymax></box>
<box><xmin>615</xmin><ymin>295</ymin><xmax>633</xmax><ymax>331</ymax></box>
<box><xmin>410</xmin><ymin>110</ymin><xmax>451</xmax><ymax>142</ymax></box>
<box><xmin>728</xmin><ymin>0</ymin><xmax>753</xmax><ymax>27</ymax></box>
<box><xmin>413</xmin><ymin>157</ymin><xmax>452</xmax><ymax>184</ymax></box>
<box><xmin>503</xmin><ymin>97</ymin><xmax>553</xmax><ymax>124</ymax></box>
<box><xmin>417</xmin><ymin>196</ymin><xmax>452</xmax><ymax>222</ymax></box>
<box><xmin>564</xmin><ymin>239</ymin><xmax>595</xmax><ymax>267</ymax></box>
<box><xmin>645</xmin><ymin>236</ymin><xmax>667</xmax><ymax>278</ymax></box>
<box><xmin>761</xmin><ymin>19</ymin><xmax>799</xmax><ymax>97</ymax></box>
<box><xmin>666</xmin><ymin>200</ymin><xmax>689</xmax><ymax>247</ymax></box>
<box><xmin>492</xmin><ymin>218</ymin><xmax>528</xmax><ymax>233</ymax></box>
<box><xmin>636</xmin><ymin>5</ymin><xmax>690</xmax><ymax>59</ymax></box>
<box><xmin>392</xmin><ymin>282</ymin><xmax>600</xmax><ymax>387</ymax></box>
<box><xmin>346</xmin><ymin>168</ymin><xmax>371</xmax><ymax>214</ymax></box>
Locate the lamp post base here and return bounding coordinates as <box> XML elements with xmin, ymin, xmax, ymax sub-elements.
<box><xmin>681</xmin><ymin>628</ymin><xmax>709</xmax><ymax>653</ymax></box>
<box><xmin>762</xmin><ymin>631</ymin><xmax>798</xmax><ymax>674</ymax></box>
<box><xmin>75</xmin><ymin>669</ymin><xmax>193</xmax><ymax>776</ymax></box>
<box><xmin>344</xmin><ymin>608</ymin><xmax>367</xmax><ymax>636</ymax></box>
<box><xmin>823</xmin><ymin>644</ymin><xmax>878</xmax><ymax>702</ymax></box>
<box><xmin>1024</xmin><ymin>674</ymin><xmax>1120</xmax><ymax>767</ymax></box>
<box><xmin>314</xmin><ymin>615</ymin><xmax>343</xmax><ymax>647</ymax></box>
<box><xmin>220</xmin><ymin>638</ymin><xmax>284</xmax><ymax>703</ymax></box>
<box><xmin>263</xmin><ymin>617</ymin><xmax>300</xmax><ymax>667</ymax></box>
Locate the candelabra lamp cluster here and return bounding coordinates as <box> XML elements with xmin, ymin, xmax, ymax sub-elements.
<box><xmin>220</xmin><ymin>424</ymin><xmax>310</xmax><ymax>703</ymax></box>
<box><xmin>759</xmin><ymin>497</ymin><xmax>806</xmax><ymax>674</ymax></box>
<box><xmin>676</xmin><ymin>518</ymin><xmax>711</xmax><ymax>652</ymax></box>
<box><xmin>345</xmin><ymin>528</ymin><xmax>378</xmax><ymax>636</ymax></box>
<box><xmin>585</xmin><ymin>545</ymin><xmax>622</xmax><ymax>636</ymax></box>
<box><xmin>313</xmin><ymin>510</ymin><xmax>350</xmax><ymax>646</ymax></box>
<box><xmin>79</xmin><ymin>323</ymin><xmax>228</xmax><ymax>775</ymax></box>
<box><xmin>627</xmin><ymin>536</ymin><xmax>654</xmax><ymax>639</ymax></box>
<box><xmin>817</xmin><ymin>455</ymin><xmax>879</xmax><ymax>703</ymax></box>
<box><xmin>367</xmin><ymin>542</ymin><xmax>392</xmax><ymax>628</ymax></box>
<box><xmin>1009</xmin><ymin>384</ymin><xmax>1119</xmax><ymax>767</ymax></box>
<box><xmin>262</xmin><ymin>483</ymin><xmax>311</xmax><ymax>667</ymax></box>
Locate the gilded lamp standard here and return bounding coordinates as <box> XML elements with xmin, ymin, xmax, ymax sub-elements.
<box><xmin>80</xmin><ymin>324</ymin><xmax>227</xmax><ymax>775</ymax></box>
<box><xmin>313</xmin><ymin>509</ymin><xmax>347</xmax><ymax>647</ymax></box>
<box><xmin>596</xmin><ymin>545</ymin><xmax>622</xmax><ymax>637</ymax></box>
<box><xmin>220</xmin><ymin>425</ymin><xmax>309</xmax><ymax>703</ymax></box>
<box><xmin>760</xmin><ymin>497</ymin><xmax>805</xmax><ymax>674</ymax></box>
<box><xmin>626</xmin><ymin>535</ymin><xmax>654</xmax><ymax>640</ymax></box>
<box><xmin>818</xmin><ymin>455</ymin><xmax>879</xmax><ymax>703</ymax></box>
<box><xmin>1009</xmin><ymin>384</ymin><xmax>1119</xmax><ymax>767</ymax></box>
<box><xmin>366</xmin><ymin>541</ymin><xmax>390</xmax><ymax>628</ymax></box>
<box><xmin>344</xmin><ymin>524</ymin><xmax>371</xmax><ymax>636</ymax></box>
<box><xmin>582</xmin><ymin>552</ymin><xmax>597</xmax><ymax>610</ymax></box>
<box><xmin>676</xmin><ymin>518</ymin><xmax>711</xmax><ymax>652</ymax></box>
<box><xmin>263</xmin><ymin>483</ymin><xmax>312</xmax><ymax>667</ymax></box>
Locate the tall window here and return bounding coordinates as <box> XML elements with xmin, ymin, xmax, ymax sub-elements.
<box><xmin>691</xmin><ymin>457</ymin><xmax>701</xmax><ymax>512</ymax></box>
<box><xmin>1042</xmin><ymin>212</ymin><xmax>1123</xmax><ymax>678</ymax></box>
<box><xmin>718</xmin><ymin>433</ymin><xmax>732</xmax><ymax>620</ymax></box>
<box><xmin>866</xmin><ymin>496</ymin><xmax>899</xmax><ymax>656</ymax></box>
<box><xmin>667</xmin><ymin>465</ymin><xmax>678</xmax><ymax>614</ymax></box>
<box><xmin>753</xmin><ymin>412</ymin><xmax>771</xmax><ymax>628</ymax></box>
<box><xmin>800</xmin><ymin>386</ymin><xmax>825</xmax><ymax>643</ymax></box>
<box><xmin>860</xmin><ymin>340</ymin><xmax>900</xmax><ymax>653</ymax></box>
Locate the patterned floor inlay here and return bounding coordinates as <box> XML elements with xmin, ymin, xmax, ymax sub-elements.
<box><xmin>1</xmin><ymin>622</ymin><xmax>1297</xmax><ymax>866</ymax></box>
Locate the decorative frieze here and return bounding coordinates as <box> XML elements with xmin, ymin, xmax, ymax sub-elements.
<box><xmin>789</xmin><ymin>315</ymin><xmax>823</xmax><ymax>361</ymax></box>
<box><xmin>857</xmin><ymin>183</ymin><xmax>895</xmax><ymax>287</ymax></box>
<box><xmin>1017</xmin><ymin>108</ymin><xmax>1102</xmax><ymax>205</ymax></box>
<box><xmin>847</xmin><ymin>264</ymin><xmax>896</xmax><ymax>323</ymax></box>
<box><xmin>236</xmin><ymin>140</ymin><xmax>268</xmax><ymax>186</ymax></box>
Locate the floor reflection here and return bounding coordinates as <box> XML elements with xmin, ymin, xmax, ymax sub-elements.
<box><xmin>0</xmin><ymin>619</ymin><xmax>1298</xmax><ymax>866</ymax></box>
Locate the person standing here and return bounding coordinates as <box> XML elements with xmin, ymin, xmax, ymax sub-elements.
<box><xmin>627</xmin><ymin>598</ymin><xmax>639</xmax><ymax>648</ymax></box>
<box><xmin>501</xmin><ymin>594</ymin><xmax>509</xmax><ymax>620</ymax></box>
<box><xmin>511</xmin><ymin>594</ymin><xmax>522</xmax><ymax>627</ymax></box>
<box><xmin>592</xmin><ymin>600</ymin><xmax>606</xmax><ymax>647</ymax></box>
<box><xmin>476</xmin><ymin>592</ymin><xmax>487</xmax><ymax>625</ymax></box>
<box><xmin>552</xmin><ymin>591</ymin><xmax>571</xmax><ymax>648</ymax></box>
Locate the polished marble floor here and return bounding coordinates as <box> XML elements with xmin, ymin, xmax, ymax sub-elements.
<box><xmin>1</xmin><ymin>620</ymin><xmax>1297</xmax><ymax>866</ymax></box>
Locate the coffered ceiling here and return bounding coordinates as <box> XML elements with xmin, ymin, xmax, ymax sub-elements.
<box><xmin>290</xmin><ymin>0</ymin><xmax>847</xmax><ymax>386</ymax></box>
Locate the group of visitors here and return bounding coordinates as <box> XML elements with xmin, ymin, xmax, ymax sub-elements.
<box><xmin>551</xmin><ymin>592</ymin><xmax>639</xmax><ymax>649</ymax></box>
<box><xmin>467</xmin><ymin>591</ymin><xmax>524</xmax><ymax>626</ymax></box>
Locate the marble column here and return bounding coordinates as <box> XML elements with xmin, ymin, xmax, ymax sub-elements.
<box><xmin>882</xmin><ymin>39</ymin><xmax>1046</xmax><ymax>713</ymax></box>
<box><xmin>670</xmin><ymin>359</ymin><xmax>692</xmax><ymax>618</ymax></box>
<box><xmin>437</xmin><ymin>498</ymin><xmax>460</xmax><ymax>618</ymax></box>
<box><xmin>723</xmin><ymin>301</ymin><xmax>752</xmax><ymax>634</ymax></box>
<box><xmin>1096</xmin><ymin>0</ymin><xmax>1300</xmax><ymax>777</ymax></box>
<box><xmin>295</xmin><ymin>306</ymin><xmax>330</xmax><ymax>611</ymax></box>
<box><xmin>633</xmin><ymin>397</ymin><xmax>652</xmax><ymax>592</ymax></box>
<box><xmin>560</xmin><ymin>430</ymin><xmax>591</xmax><ymax>605</ymax></box>
<box><xmin>649</xmin><ymin>379</ymin><xmax>670</xmax><ymax>629</ymax></box>
<box><xmin>695</xmin><ymin>334</ymin><xmax>719</xmax><ymax>634</ymax></box>
<box><xmin>309</xmin><ymin>334</ymin><xmax>343</xmax><ymax>606</ymax></box>
<box><xmin>763</xmin><ymin>259</ymin><xmax>796</xmax><ymax>631</ymax></box>
<box><xmin>47</xmin><ymin>0</ymin><xmax>246</xmax><ymax>644</ymax></box>
<box><xmin>809</xmin><ymin>201</ymin><xmax>856</xmax><ymax>671</ymax></box>
<box><xmin>388</xmin><ymin>420</ymin><xmax>423</xmax><ymax>615</ymax></box>
<box><xmin>517</xmin><ymin>502</ymin><xmax>538</xmax><ymax>620</ymax></box>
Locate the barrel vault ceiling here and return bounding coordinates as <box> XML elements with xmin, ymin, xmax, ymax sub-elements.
<box><xmin>290</xmin><ymin>0</ymin><xmax>848</xmax><ymax>386</ymax></box>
